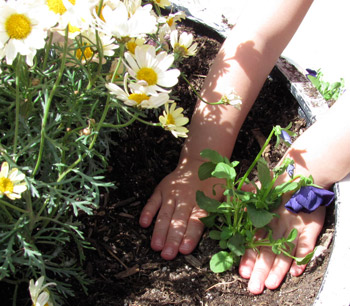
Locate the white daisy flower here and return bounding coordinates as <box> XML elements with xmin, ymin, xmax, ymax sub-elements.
<box><xmin>221</xmin><ymin>89</ymin><xmax>242</xmax><ymax>109</ymax></box>
<box><xmin>46</xmin><ymin>0</ymin><xmax>96</xmax><ymax>38</ymax></box>
<box><xmin>125</xmin><ymin>37</ymin><xmax>145</xmax><ymax>54</ymax></box>
<box><xmin>0</xmin><ymin>0</ymin><xmax>56</xmax><ymax>66</ymax></box>
<box><xmin>97</xmin><ymin>1</ymin><xmax>157</xmax><ymax>40</ymax></box>
<box><xmin>72</xmin><ymin>28</ymin><xmax>118</xmax><ymax>64</ymax></box>
<box><xmin>159</xmin><ymin>102</ymin><xmax>189</xmax><ymax>138</ymax></box>
<box><xmin>29</xmin><ymin>276</ymin><xmax>56</xmax><ymax>306</ymax></box>
<box><xmin>170</xmin><ymin>30</ymin><xmax>198</xmax><ymax>58</ymax></box>
<box><xmin>152</xmin><ymin>0</ymin><xmax>171</xmax><ymax>8</ymax></box>
<box><xmin>124</xmin><ymin>44</ymin><xmax>180</xmax><ymax>94</ymax></box>
<box><xmin>158</xmin><ymin>11</ymin><xmax>186</xmax><ymax>31</ymax></box>
<box><xmin>106</xmin><ymin>81</ymin><xmax>169</xmax><ymax>109</ymax></box>
<box><xmin>0</xmin><ymin>162</ymin><xmax>27</xmax><ymax>200</ymax></box>
<box><xmin>157</xmin><ymin>11</ymin><xmax>186</xmax><ymax>44</ymax></box>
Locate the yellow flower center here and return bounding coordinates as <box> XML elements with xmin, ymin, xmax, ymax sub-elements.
<box><xmin>174</xmin><ymin>43</ymin><xmax>188</xmax><ymax>56</ymax></box>
<box><xmin>165</xmin><ymin>114</ymin><xmax>175</xmax><ymax>125</ymax></box>
<box><xmin>166</xmin><ymin>17</ymin><xmax>174</xmax><ymax>27</ymax></box>
<box><xmin>76</xmin><ymin>44</ymin><xmax>94</xmax><ymax>61</ymax></box>
<box><xmin>136</xmin><ymin>68</ymin><xmax>158</xmax><ymax>85</ymax></box>
<box><xmin>5</xmin><ymin>14</ymin><xmax>32</xmax><ymax>40</ymax></box>
<box><xmin>129</xmin><ymin>93</ymin><xmax>149</xmax><ymax>105</ymax></box>
<box><xmin>126</xmin><ymin>41</ymin><xmax>137</xmax><ymax>54</ymax></box>
<box><xmin>0</xmin><ymin>177</ymin><xmax>14</xmax><ymax>194</ymax></box>
<box><xmin>46</xmin><ymin>0</ymin><xmax>76</xmax><ymax>15</ymax></box>
<box><xmin>68</xmin><ymin>23</ymin><xmax>81</xmax><ymax>34</ymax></box>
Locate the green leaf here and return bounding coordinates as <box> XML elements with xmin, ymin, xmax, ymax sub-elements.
<box><xmin>212</xmin><ymin>162</ymin><xmax>236</xmax><ymax>181</ymax></box>
<box><xmin>200</xmin><ymin>149</ymin><xmax>224</xmax><ymax>163</ymax></box>
<box><xmin>274</xmin><ymin>181</ymin><xmax>299</xmax><ymax>195</ymax></box>
<box><xmin>198</xmin><ymin>162</ymin><xmax>216</xmax><ymax>180</ymax></box>
<box><xmin>231</xmin><ymin>161</ymin><xmax>239</xmax><ymax>167</ymax></box>
<box><xmin>209</xmin><ymin>251</ymin><xmax>235</xmax><ymax>273</ymax></box>
<box><xmin>286</xmin><ymin>228</ymin><xmax>298</xmax><ymax>242</ymax></box>
<box><xmin>217</xmin><ymin>201</ymin><xmax>233</xmax><ymax>211</ymax></box>
<box><xmin>209</xmin><ymin>230</ymin><xmax>222</xmax><ymax>240</ymax></box>
<box><xmin>196</xmin><ymin>191</ymin><xmax>221</xmax><ymax>213</ymax></box>
<box><xmin>227</xmin><ymin>233</ymin><xmax>245</xmax><ymax>256</ymax></box>
<box><xmin>246</xmin><ymin>203</ymin><xmax>274</xmax><ymax>228</ymax></box>
<box><xmin>199</xmin><ymin>214</ymin><xmax>217</xmax><ymax>227</ymax></box>
<box><xmin>219</xmin><ymin>240</ymin><xmax>227</xmax><ymax>249</ymax></box>
<box><xmin>294</xmin><ymin>248</ymin><xmax>316</xmax><ymax>265</ymax></box>
<box><xmin>220</xmin><ymin>226</ymin><xmax>233</xmax><ymax>240</ymax></box>
<box><xmin>257</xmin><ymin>158</ymin><xmax>272</xmax><ymax>188</ymax></box>
<box><xmin>272</xmin><ymin>244</ymin><xmax>281</xmax><ymax>255</ymax></box>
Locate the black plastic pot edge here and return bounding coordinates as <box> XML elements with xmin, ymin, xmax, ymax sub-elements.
<box><xmin>170</xmin><ymin>3</ymin><xmax>348</xmax><ymax>304</ymax></box>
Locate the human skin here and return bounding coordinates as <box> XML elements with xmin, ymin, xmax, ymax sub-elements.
<box><xmin>239</xmin><ymin>90</ymin><xmax>350</xmax><ymax>294</ymax></box>
<box><xmin>139</xmin><ymin>0</ymin><xmax>349</xmax><ymax>294</ymax></box>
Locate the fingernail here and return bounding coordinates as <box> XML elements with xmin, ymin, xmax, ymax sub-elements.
<box><xmin>180</xmin><ymin>241</ymin><xmax>191</xmax><ymax>252</ymax></box>
<box><xmin>249</xmin><ymin>280</ymin><xmax>262</xmax><ymax>294</ymax></box>
<box><xmin>152</xmin><ymin>238</ymin><xmax>163</xmax><ymax>249</ymax></box>
<box><xmin>266</xmin><ymin>274</ymin><xmax>277</xmax><ymax>288</ymax></box>
<box><xmin>239</xmin><ymin>267</ymin><xmax>251</xmax><ymax>278</ymax></box>
<box><xmin>139</xmin><ymin>216</ymin><xmax>149</xmax><ymax>226</ymax></box>
<box><xmin>291</xmin><ymin>265</ymin><xmax>303</xmax><ymax>276</ymax></box>
<box><xmin>162</xmin><ymin>247</ymin><xmax>175</xmax><ymax>258</ymax></box>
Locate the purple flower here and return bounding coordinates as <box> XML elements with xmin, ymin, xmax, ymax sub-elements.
<box><xmin>281</xmin><ymin>130</ymin><xmax>292</xmax><ymax>145</ymax></box>
<box><xmin>286</xmin><ymin>164</ymin><xmax>295</xmax><ymax>178</ymax></box>
<box><xmin>306</xmin><ymin>68</ymin><xmax>317</xmax><ymax>78</ymax></box>
<box><xmin>285</xmin><ymin>186</ymin><xmax>335</xmax><ymax>214</ymax></box>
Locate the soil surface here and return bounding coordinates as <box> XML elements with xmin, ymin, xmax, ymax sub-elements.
<box><xmin>67</xmin><ymin>22</ymin><xmax>334</xmax><ymax>306</ymax></box>
<box><xmin>1</xmin><ymin>21</ymin><xmax>334</xmax><ymax>306</ymax></box>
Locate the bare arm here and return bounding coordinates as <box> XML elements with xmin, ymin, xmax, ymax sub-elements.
<box><xmin>239</xmin><ymin>91</ymin><xmax>350</xmax><ymax>294</ymax></box>
<box><xmin>283</xmin><ymin>91</ymin><xmax>350</xmax><ymax>188</ymax></box>
<box><xmin>181</xmin><ymin>0</ymin><xmax>315</xmax><ymax>163</ymax></box>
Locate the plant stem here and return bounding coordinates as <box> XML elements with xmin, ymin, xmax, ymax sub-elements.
<box><xmin>237</xmin><ymin>128</ymin><xmax>275</xmax><ymax>190</ymax></box>
<box><xmin>0</xmin><ymin>199</ymin><xmax>27</xmax><ymax>214</ymax></box>
<box><xmin>13</xmin><ymin>56</ymin><xmax>23</xmax><ymax>155</ymax></box>
<box><xmin>41</xmin><ymin>31</ymin><xmax>53</xmax><ymax>77</ymax></box>
<box><xmin>32</xmin><ymin>27</ymin><xmax>69</xmax><ymax>177</ymax></box>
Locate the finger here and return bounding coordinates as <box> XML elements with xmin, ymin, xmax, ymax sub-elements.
<box><xmin>179</xmin><ymin>205</ymin><xmax>206</xmax><ymax>255</ymax></box>
<box><xmin>239</xmin><ymin>228</ymin><xmax>266</xmax><ymax>278</ymax></box>
<box><xmin>150</xmin><ymin>197</ymin><xmax>176</xmax><ymax>252</ymax></box>
<box><xmin>290</xmin><ymin>220</ymin><xmax>323</xmax><ymax>276</ymax></box>
<box><xmin>160</xmin><ymin>201</ymin><xmax>193</xmax><ymax>260</ymax></box>
<box><xmin>265</xmin><ymin>252</ymin><xmax>294</xmax><ymax>290</ymax></box>
<box><xmin>239</xmin><ymin>248</ymin><xmax>258</xmax><ymax>279</ymax></box>
<box><xmin>290</xmin><ymin>208</ymin><xmax>325</xmax><ymax>276</ymax></box>
<box><xmin>247</xmin><ymin>225</ymin><xmax>286</xmax><ymax>294</ymax></box>
<box><xmin>139</xmin><ymin>188</ymin><xmax>162</xmax><ymax>228</ymax></box>
<box><xmin>248</xmin><ymin>246</ymin><xmax>276</xmax><ymax>294</ymax></box>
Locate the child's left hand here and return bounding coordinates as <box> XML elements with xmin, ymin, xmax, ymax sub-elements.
<box><xmin>238</xmin><ymin>203</ymin><xmax>326</xmax><ymax>294</ymax></box>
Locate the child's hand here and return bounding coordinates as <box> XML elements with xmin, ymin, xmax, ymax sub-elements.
<box><xmin>139</xmin><ymin>159</ymin><xmax>224</xmax><ymax>260</ymax></box>
<box><xmin>239</xmin><ymin>203</ymin><xmax>326</xmax><ymax>294</ymax></box>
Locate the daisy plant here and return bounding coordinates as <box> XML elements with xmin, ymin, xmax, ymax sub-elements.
<box><xmin>0</xmin><ymin>0</ymin><xmax>232</xmax><ymax>304</ymax></box>
<box><xmin>0</xmin><ymin>0</ymin><xmax>238</xmax><ymax>305</ymax></box>
<box><xmin>0</xmin><ymin>0</ymin><xmax>239</xmax><ymax>303</ymax></box>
